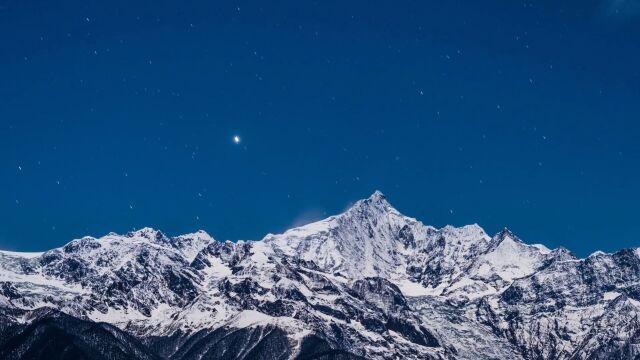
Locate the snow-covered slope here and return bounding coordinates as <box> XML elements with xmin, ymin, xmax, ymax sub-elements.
<box><xmin>0</xmin><ymin>191</ymin><xmax>638</xmax><ymax>359</ymax></box>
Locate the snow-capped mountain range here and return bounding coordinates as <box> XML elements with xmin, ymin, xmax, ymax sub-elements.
<box><xmin>1</xmin><ymin>191</ymin><xmax>639</xmax><ymax>359</ymax></box>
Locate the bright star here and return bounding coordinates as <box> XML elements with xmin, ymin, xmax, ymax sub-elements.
<box><xmin>233</xmin><ymin>135</ymin><xmax>241</xmax><ymax>144</ymax></box>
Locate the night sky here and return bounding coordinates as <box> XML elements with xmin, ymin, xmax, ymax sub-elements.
<box><xmin>1</xmin><ymin>0</ymin><xmax>639</xmax><ymax>256</ymax></box>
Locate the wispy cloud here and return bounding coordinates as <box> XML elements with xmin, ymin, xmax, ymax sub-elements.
<box><xmin>288</xmin><ymin>207</ymin><xmax>327</xmax><ymax>229</ymax></box>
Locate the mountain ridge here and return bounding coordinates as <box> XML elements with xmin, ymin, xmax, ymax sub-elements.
<box><xmin>1</xmin><ymin>191</ymin><xmax>639</xmax><ymax>359</ymax></box>
<box><xmin>0</xmin><ymin>191</ymin><xmax>607</xmax><ymax>260</ymax></box>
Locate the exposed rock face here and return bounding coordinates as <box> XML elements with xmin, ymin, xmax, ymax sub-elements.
<box><xmin>0</xmin><ymin>192</ymin><xmax>639</xmax><ymax>359</ymax></box>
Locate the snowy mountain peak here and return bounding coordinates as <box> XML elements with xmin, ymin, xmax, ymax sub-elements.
<box><xmin>493</xmin><ymin>227</ymin><xmax>518</xmax><ymax>243</ymax></box>
<box><xmin>345</xmin><ymin>190</ymin><xmax>395</xmax><ymax>215</ymax></box>
<box><xmin>126</xmin><ymin>227</ymin><xmax>166</xmax><ymax>240</ymax></box>
<box><xmin>441</xmin><ymin>223</ymin><xmax>489</xmax><ymax>239</ymax></box>
<box><xmin>489</xmin><ymin>227</ymin><xmax>558</xmax><ymax>257</ymax></box>
<box><xmin>369</xmin><ymin>189</ymin><xmax>387</xmax><ymax>202</ymax></box>
<box><xmin>262</xmin><ymin>192</ymin><xmax>421</xmax><ymax>279</ymax></box>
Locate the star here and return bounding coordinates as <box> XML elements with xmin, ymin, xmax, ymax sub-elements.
<box><xmin>233</xmin><ymin>135</ymin><xmax>241</xmax><ymax>144</ymax></box>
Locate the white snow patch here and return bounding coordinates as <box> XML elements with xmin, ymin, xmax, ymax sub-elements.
<box><xmin>628</xmin><ymin>297</ymin><xmax>640</xmax><ymax>308</ymax></box>
<box><xmin>229</xmin><ymin>310</ymin><xmax>275</xmax><ymax>328</ymax></box>
<box><xmin>475</xmin><ymin>236</ymin><xmax>544</xmax><ymax>281</ymax></box>
<box><xmin>397</xmin><ymin>279</ymin><xmax>432</xmax><ymax>297</ymax></box>
<box><xmin>603</xmin><ymin>291</ymin><xmax>621</xmax><ymax>301</ymax></box>
<box><xmin>202</xmin><ymin>256</ymin><xmax>232</xmax><ymax>278</ymax></box>
<box><xmin>0</xmin><ymin>250</ymin><xmax>44</xmax><ymax>259</ymax></box>
<box><xmin>589</xmin><ymin>250</ymin><xmax>608</xmax><ymax>258</ymax></box>
<box><xmin>227</xmin><ymin>310</ymin><xmax>311</xmax><ymax>341</ymax></box>
<box><xmin>531</xmin><ymin>244</ymin><xmax>551</xmax><ymax>254</ymax></box>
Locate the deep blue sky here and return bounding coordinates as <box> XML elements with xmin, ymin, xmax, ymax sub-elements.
<box><xmin>1</xmin><ymin>0</ymin><xmax>639</xmax><ymax>256</ymax></box>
